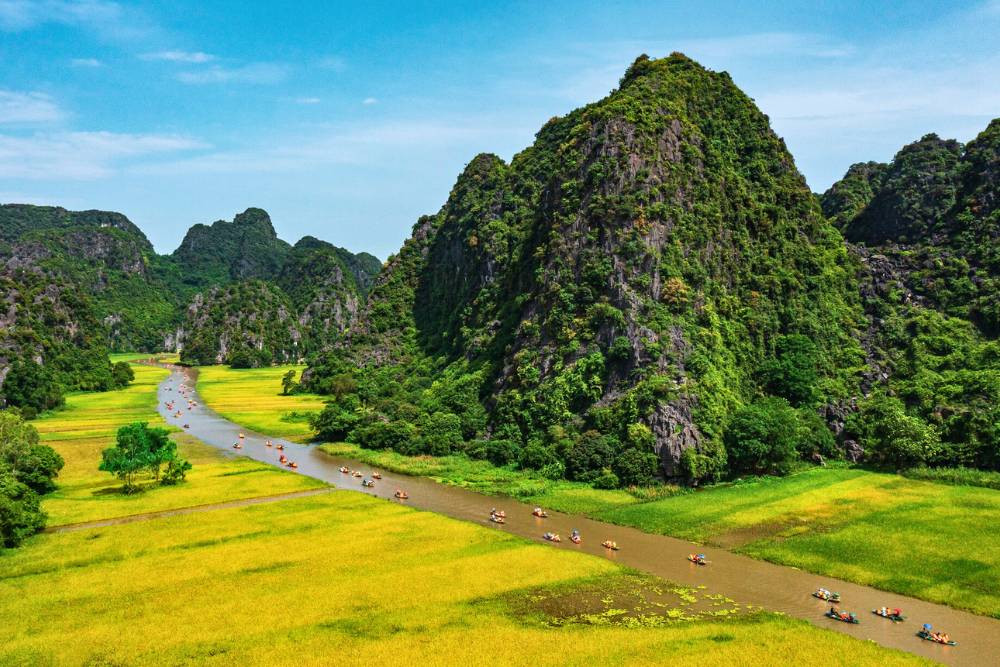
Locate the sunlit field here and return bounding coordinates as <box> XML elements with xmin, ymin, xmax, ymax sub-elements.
<box><xmin>602</xmin><ymin>468</ymin><xmax>1000</xmax><ymax>617</ymax></box>
<box><xmin>195</xmin><ymin>365</ymin><xmax>327</xmax><ymax>441</ymax></box>
<box><xmin>320</xmin><ymin>448</ymin><xmax>1000</xmax><ymax>616</ymax></box>
<box><xmin>33</xmin><ymin>364</ymin><xmax>171</xmax><ymax>480</ymax></box>
<box><xmin>0</xmin><ymin>491</ymin><xmax>928</xmax><ymax>666</ymax></box>
<box><xmin>179</xmin><ymin>361</ymin><xmax>1000</xmax><ymax>617</ymax></box>
<box><xmin>31</xmin><ymin>362</ymin><xmax>319</xmax><ymax>526</ymax></box>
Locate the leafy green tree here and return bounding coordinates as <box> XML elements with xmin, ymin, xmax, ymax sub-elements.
<box><xmin>0</xmin><ymin>411</ymin><xmax>64</xmax><ymax>494</ymax></box>
<box><xmin>1</xmin><ymin>360</ymin><xmax>64</xmax><ymax>417</ymax></box>
<box><xmin>758</xmin><ymin>334</ymin><xmax>820</xmax><ymax>407</ymax></box>
<box><xmin>281</xmin><ymin>369</ymin><xmax>298</xmax><ymax>396</ymax></box>
<box><xmin>310</xmin><ymin>397</ymin><xmax>361</xmax><ymax>442</ymax></box>
<box><xmin>678</xmin><ymin>443</ymin><xmax>727</xmax><ymax>486</ymax></box>
<box><xmin>111</xmin><ymin>361</ymin><xmax>135</xmax><ymax>389</ymax></box>
<box><xmin>484</xmin><ymin>439</ymin><xmax>519</xmax><ymax>466</ymax></box>
<box><xmin>796</xmin><ymin>408</ymin><xmax>838</xmax><ymax>459</ymax></box>
<box><xmin>849</xmin><ymin>395</ymin><xmax>941</xmax><ymax>468</ymax></box>
<box><xmin>227</xmin><ymin>348</ymin><xmax>257</xmax><ymax>369</ymax></box>
<box><xmin>352</xmin><ymin>420</ymin><xmax>417</xmax><ymax>452</ymax></box>
<box><xmin>99</xmin><ymin>422</ymin><xmax>189</xmax><ymax>493</ymax></box>
<box><xmin>725</xmin><ymin>397</ymin><xmax>800</xmax><ymax>475</ymax></box>
<box><xmin>0</xmin><ymin>470</ymin><xmax>45</xmax><ymax>548</ymax></box>
<box><xmin>420</xmin><ymin>411</ymin><xmax>463</xmax><ymax>456</ymax></box>
<box><xmin>613</xmin><ymin>448</ymin><xmax>659</xmax><ymax>487</ymax></box>
<box><xmin>161</xmin><ymin>457</ymin><xmax>192</xmax><ymax>485</ymax></box>
<box><xmin>565</xmin><ymin>430</ymin><xmax>615</xmax><ymax>481</ymax></box>
<box><xmin>519</xmin><ymin>441</ymin><xmax>555</xmax><ymax>470</ymax></box>
<box><xmin>591</xmin><ymin>468</ymin><xmax>620</xmax><ymax>489</ymax></box>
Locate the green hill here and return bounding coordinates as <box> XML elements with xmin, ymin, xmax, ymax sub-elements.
<box><xmin>305</xmin><ymin>53</ymin><xmax>865</xmax><ymax>483</ymax></box>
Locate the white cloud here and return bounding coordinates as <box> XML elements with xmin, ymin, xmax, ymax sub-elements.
<box><xmin>141</xmin><ymin>50</ymin><xmax>215</xmax><ymax>64</ymax></box>
<box><xmin>176</xmin><ymin>63</ymin><xmax>288</xmax><ymax>85</ymax></box>
<box><xmin>0</xmin><ymin>90</ymin><xmax>62</xmax><ymax>124</ymax></box>
<box><xmin>0</xmin><ymin>130</ymin><xmax>207</xmax><ymax>179</ymax></box>
<box><xmin>137</xmin><ymin>118</ymin><xmax>528</xmax><ymax>176</ymax></box>
<box><xmin>70</xmin><ymin>57</ymin><xmax>101</xmax><ymax>67</ymax></box>
<box><xmin>362</xmin><ymin>97</ymin><xmax>378</xmax><ymax>105</ymax></box>
<box><xmin>0</xmin><ymin>0</ymin><xmax>155</xmax><ymax>41</ymax></box>
<box><xmin>295</xmin><ymin>97</ymin><xmax>321</xmax><ymax>105</ymax></box>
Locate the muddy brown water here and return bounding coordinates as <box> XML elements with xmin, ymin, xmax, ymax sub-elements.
<box><xmin>154</xmin><ymin>364</ymin><xmax>1000</xmax><ymax>666</ymax></box>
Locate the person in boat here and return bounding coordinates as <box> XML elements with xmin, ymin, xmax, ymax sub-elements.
<box><xmin>893</xmin><ymin>608</ymin><xmax>902</xmax><ymax>618</ymax></box>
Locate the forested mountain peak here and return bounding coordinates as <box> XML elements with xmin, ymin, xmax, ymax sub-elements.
<box><xmin>172</xmin><ymin>207</ymin><xmax>291</xmax><ymax>286</ymax></box>
<box><xmin>306</xmin><ymin>53</ymin><xmax>863</xmax><ymax>481</ymax></box>
<box><xmin>0</xmin><ymin>204</ymin><xmax>152</xmax><ymax>251</ymax></box>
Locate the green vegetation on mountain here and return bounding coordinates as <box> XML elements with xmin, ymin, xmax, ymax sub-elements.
<box><xmin>0</xmin><ymin>204</ymin><xmax>178</xmax><ymax>352</ymax></box>
<box><xmin>0</xmin><ymin>264</ymin><xmax>131</xmax><ymax>415</ymax></box>
<box><xmin>0</xmin><ymin>204</ymin><xmax>379</xmax><ymax>405</ymax></box>
<box><xmin>178</xmin><ymin>279</ymin><xmax>303</xmax><ymax>366</ymax></box>
<box><xmin>823</xmin><ymin>119</ymin><xmax>1000</xmax><ymax>472</ymax></box>
<box><xmin>306</xmin><ymin>53</ymin><xmax>865</xmax><ymax>486</ymax></box>
<box><xmin>171</xmin><ymin>207</ymin><xmax>291</xmax><ymax>288</ymax></box>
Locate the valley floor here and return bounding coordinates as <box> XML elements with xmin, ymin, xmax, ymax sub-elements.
<box><xmin>187</xmin><ymin>367</ymin><xmax>1000</xmax><ymax>620</ymax></box>
<box><xmin>0</xmin><ymin>360</ymin><xmax>931</xmax><ymax>666</ymax></box>
<box><xmin>318</xmin><ymin>443</ymin><xmax>1000</xmax><ymax>618</ymax></box>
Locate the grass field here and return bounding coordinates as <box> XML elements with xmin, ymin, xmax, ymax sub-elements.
<box><xmin>599</xmin><ymin>468</ymin><xmax>1000</xmax><ymax>617</ymax></box>
<box><xmin>190</xmin><ymin>368</ymin><xmax>1000</xmax><ymax>617</ymax></box>
<box><xmin>195</xmin><ymin>365</ymin><xmax>327</xmax><ymax>441</ymax></box>
<box><xmin>0</xmin><ymin>490</ymin><xmax>928</xmax><ymax>666</ymax></box>
<box><xmin>326</xmin><ymin>443</ymin><xmax>1000</xmax><ymax>617</ymax></box>
<box><xmin>31</xmin><ymin>362</ymin><xmax>321</xmax><ymax>526</ymax></box>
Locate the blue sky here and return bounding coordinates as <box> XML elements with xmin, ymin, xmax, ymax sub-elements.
<box><xmin>2</xmin><ymin>0</ymin><xmax>999</xmax><ymax>259</ymax></box>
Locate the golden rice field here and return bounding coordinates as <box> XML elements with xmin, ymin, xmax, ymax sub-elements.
<box><xmin>194</xmin><ymin>365</ymin><xmax>327</xmax><ymax>441</ymax></box>
<box><xmin>0</xmin><ymin>490</ymin><xmax>928</xmax><ymax>666</ymax></box>
<box><xmin>31</xmin><ymin>363</ymin><xmax>321</xmax><ymax>526</ymax></box>
<box><xmin>195</xmin><ymin>363</ymin><xmax>1000</xmax><ymax>617</ymax></box>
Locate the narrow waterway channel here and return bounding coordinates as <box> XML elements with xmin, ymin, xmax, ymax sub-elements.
<box><xmin>154</xmin><ymin>364</ymin><xmax>999</xmax><ymax>666</ymax></box>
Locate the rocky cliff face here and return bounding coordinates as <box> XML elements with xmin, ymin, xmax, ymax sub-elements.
<box><xmin>0</xmin><ymin>204</ymin><xmax>173</xmax><ymax>352</ymax></box>
<box><xmin>308</xmin><ymin>53</ymin><xmax>864</xmax><ymax>477</ymax></box>
<box><xmin>177</xmin><ymin>280</ymin><xmax>304</xmax><ymax>366</ymax></box>
<box><xmin>822</xmin><ymin>118</ymin><xmax>1000</xmax><ymax>470</ymax></box>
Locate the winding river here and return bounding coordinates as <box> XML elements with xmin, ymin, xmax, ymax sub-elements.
<box><xmin>154</xmin><ymin>364</ymin><xmax>999</xmax><ymax>666</ymax></box>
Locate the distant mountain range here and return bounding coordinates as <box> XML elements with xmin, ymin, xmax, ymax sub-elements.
<box><xmin>0</xmin><ymin>204</ymin><xmax>380</xmax><ymax>409</ymax></box>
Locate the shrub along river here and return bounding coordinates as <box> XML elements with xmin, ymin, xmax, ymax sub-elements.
<box><xmin>154</xmin><ymin>364</ymin><xmax>999</xmax><ymax>666</ymax></box>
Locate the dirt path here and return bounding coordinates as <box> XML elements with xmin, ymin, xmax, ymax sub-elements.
<box><xmin>45</xmin><ymin>488</ymin><xmax>334</xmax><ymax>533</ymax></box>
